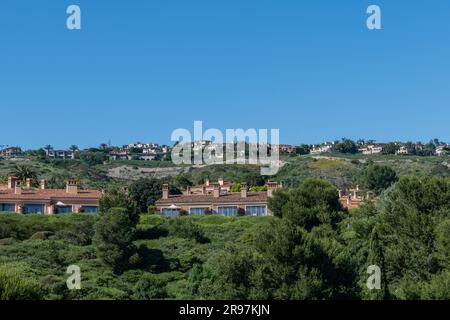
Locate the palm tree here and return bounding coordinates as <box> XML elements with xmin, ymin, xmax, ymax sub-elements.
<box><xmin>44</xmin><ymin>144</ymin><xmax>53</xmax><ymax>156</ymax></box>
<box><xmin>11</xmin><ymin>165</ymin><xmax>37</xmax><ymax>182</ymax></box>
<box><xmin>69</xmin><ymin>145</ymin><xmax>79</xmax><ymax>158</ymax></box>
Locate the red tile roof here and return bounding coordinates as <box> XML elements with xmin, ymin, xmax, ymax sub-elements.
<box><xmin>156</xmin><ymin>192</ymin><xmax>268</xmax><ymax>205</ymax></box>
<box><xmin>0</xmin><ymin>188</ymin><xmax>102</xmax><ymax>201</ymax></box>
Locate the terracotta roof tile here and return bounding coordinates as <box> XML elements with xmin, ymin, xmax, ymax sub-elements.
<box><xmin>0</xmin><ymin>188</ymin><xmax>102</xmax><ymax>201</ymax></box>
<box><xmin>156</xmin><ymin>192</ymin><xmax>267</xmax><ymax>205</ymax></box>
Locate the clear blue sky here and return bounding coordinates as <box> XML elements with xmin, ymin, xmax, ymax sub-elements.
<box><xmin>1</xmin><ymin>0</ymin><xmax>449</xmax><ymax>149</ymax></box>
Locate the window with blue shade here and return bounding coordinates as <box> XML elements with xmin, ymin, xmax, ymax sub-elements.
<box><xmin>246</xmin><ymin>206</ymin><xmax>266</xmax><ymax>216</ymax></box>
<box><xmin>0</xmin><ymin>203</ymin><xmax>15</xmax><ymax>212</ymax></box>
<box><xmin>162</xmin><ymin>209</ymin><xmax>179</xmax><ymax>217</ymax></box>
<box><xmin>57</xmin><ymin>205</ymin><xmax>73</xmax><ymax>214</ymax></box>
<box><xmin>24</xmin><ymin>204</ymin><xmax>45</xmax><ymax>214</ymax></box>
<box><xmin>218</xmin><ymin>206</ymin><xmax>238</xmax><ymax>216</ymax></box>
<box><xmin>189</xmin><ymin>207</ymin><xmax>208</xmax><ymax>215</ymax></box>
<box><xmin>80</xmin><ymin>206</ymin><xmax>99</xmax><ymax>213</ymax></box>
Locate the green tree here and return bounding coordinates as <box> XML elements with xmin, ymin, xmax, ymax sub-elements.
<box><xmin>93</xmin><ymin>207</ymin><xmax>138</xmax><ymax>274</ymax></box>
<box><xmin>360</xmin><ymin>165</ymin><xmax>397</xmax><ymax>195</ymax></box>
<box><xmin>242</xmin><ymin>172</ymin><xmax>266</xmax><ymax>187</ymax></box>
<box><xmin>268</xmin><ymin>179</ymin><xmax>343</xmax><ymax>230</ymax></box>
<box><xmin>79</xmin><ymin>151</ymin><xmax>108</xmax><ymax>166</ymax></box>
<box><xmin>129</xmin><ymin>178</ymin><xmax>180</xmax><ymax>213</ymax></box>
<box><xmin>295</xmin><ymin>144</ymin><xmax>311</xmax><ymax>155</ymax></box>
<box><xmin>99</xmin><ymin>186</ymin><xmax>139</xmax><ymax>224</ymax></box>
<box><xmin>367</xmin><ymin>227</ymin><xmax>389</xmax><ymax>300</ymax></box>
<box><xmin>334</xmin><ymin>139</ymin><xmax>358</xmax><ymax>154</ymax></box>
<box><xmin>44</xmin><ymin>144</ymin><xmax>53</xmax><ymax>155</ymax></box>
<box><xmin>10</xmin><ymin>165</ymin><xmax>37</xmax><ymax>183</ymax></box>
<box><xmin>69</xmin><ymin>145</ymin><xmax>79</xmax><ymax>156</ymax></box>
<box><xmin>197</xmin><ymin>219</ymin><xmax>359</xmax><ymax>300</ymax></box>
<box><xmin>173</xmin><ymin>174</ymin><xmax>193</xmax><ymax>190</ymax></box>
<box><xmin>373</xmin><ymin>176</ymin><xmax>450</xmax><ymax>299</ymax></box>
<box><xmin>382</xmin><ymin>142</ymin><xmax>399</xmax><ymax>155</ymax></box>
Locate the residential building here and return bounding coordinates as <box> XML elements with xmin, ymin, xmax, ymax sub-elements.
<box><xmin>109</xmin><ymin>148</ymin><xmax>132</xmax><ymax>160</ymax></box>
<box><xmin>338</xmin><ymin>185</ymin><xmax>374</xmax><ymax>209</ymax></box>
<box><xmin>396</xmin><ymin>146</ymin><xmax>409</xmax><ymax>155</ymax></box>
<box><xmin>0</xmin><ymin>177</ymin><xmax>101</xmax><ymax>214</ymax></box>
<box><xmin>110</xmin><ymin>142</ymin><xmax>171</xmax><ymax>161</ymax></box>
<box><xmin>435</xmin><ymin>145</ymin><xmax>449</xmax><ymax>156</ymax></box>
<box><xmin>0</xmin><ymin>147</ymin><xmax>24</xmax><ymax>159</ymax></box>
<box><xmin>156</xmin><ymin>181</ymin><xmax>281</xmax><ymax>217</ymax></box>
<box><xmin>46</xmin><ymin>149</ymin><xmax>75</xmax><ymax>159</ymax></box>
<box><xmin>310</xmin><ymin>143</ymin><xmax>333</xmax><ymax>155</ymax></box>
<box><xmin>359</xmin><ymin>145</ymin><xmax>383</xmax><ymax>155</ymax></box>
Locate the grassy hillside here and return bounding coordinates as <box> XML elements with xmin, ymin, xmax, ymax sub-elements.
<box><xmin>1</xmin><ymin>154</ymin><xmax>448</xmax><ymax>190</ymax></box>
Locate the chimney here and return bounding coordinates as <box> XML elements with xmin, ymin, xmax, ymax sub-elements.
<box><xmin>213</xmin><ymin>183</ymin><xmax>220</xmax><ymax>198</ymax></box>
<box><xmin>205</xmin><ymin>179</ymin><xmax>210</xmax><ymax>187</ymax></box>
<box><xmin>202</xmin><ymin>186</ymin><xmax>206</xmax><ymax>195</ymax></box>
<box><xmin>240</xmin><ymin>182</ymin><xmax>248</xmax><ymax>198</ymax></box>
<box><xmin>267</xmin><ymin>181</ymin><xmax>278</xmax><ymax>197</ymax></box>
<box><xmin>162</xmin><ymin>183</ymin><xmax>169</xmax><ymax>200</ymax></box>
<box><xmin>14</xmin><ymin>182</ymin><xmax>22</xmax><ymax>195</ymax></box>
<box><xmin>66</xmin><ymin>180</ymin><xmax>78</xmax><ymax>194</ymax></box>
<box><xmin>186</xmin><ymin>186</ymin><xmax>191</xmax><ymax>195</ymax></box>
<box><xmin>7</xmin><ymin>177</ymin><xmax>18</xmax><ymax>189</ymax></box>
<box><xmin>26</xmin><ymin>178</ymin><xmax>32</xmax><ymax>189</ymax></box>
<box><xmin>218</xmin><ymin>177</ymin><xmax>224</xmax><ymax>186</ymax></box>
<box><xmin>40</xmin><ymin>179</ymin><xmax>47</xmax><ymax>190</ymax></box>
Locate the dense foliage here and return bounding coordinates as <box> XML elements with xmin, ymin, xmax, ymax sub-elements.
<box><xmin>0</xmin><ymin>176</ymin><xmax>448</xmax><ymax>300</ymax></box>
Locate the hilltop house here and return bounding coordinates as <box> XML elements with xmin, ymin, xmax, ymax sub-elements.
<box><xmin>45</xmin><ymin>149</ymin><xmax>75</xmax><ymax>159</ymax></box>
<box><xmin>110</xmin><ymin>142</ymin><xmax>171</xmax><ymax>161</ymax></box>
<box><xmin>156</xmin><ymin>181</ymin><xmax>281</xmax><ymax>217</ymax></box>
<box><xmin>396</xmin><ymin>146</ymin><xmax>409</xmax><ymax>155</ymax></box>
<box><xmin>435</xmin><ymin>145</ymin><xmax>449</xmax><ymax>156</ymax></box>
<box><xmin>0</xmin><ymin>177</ymin><xmax>101</xmax><ymax>214</ymax></box>
<box><xmin>358</xmin><ymin>145</ymin><xmax>383</xmax><ymax>155</ymax></box>
<box><xmin>310</xmin><ymin>143</ymin><xmax>333</xmax><ymax>155</ymax></box>
<box><xmin>0</xmin><ymin>147</ymin><xmax>24</xmax><ymax>159</ymax></box>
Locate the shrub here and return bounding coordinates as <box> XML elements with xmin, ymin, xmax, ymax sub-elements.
<box><xmin>133</xmin><ymin>273</ymin><xmax>168</xmax><ymax>300</ymax></box>
<box><xmin>359</xmin><ymin>164</ymin><xmax>398</xmax><ymax>195</ymax></box>
<box><xmin>166</xmin><ymin>218</ymin><xmax>209</xmax><ymax>243</ymax></box>
<box><xmin>0</xmin><ymin>263</ymin><xmax>42</xmax><ymax>300</ymax></box>
<box><xmin>30</xmin><ymin>231</ymin><xmax>55</xmax><ymax>240</ymax></box>
<box><xmin>147</xmin><ymin>205</ymin><xmax>157</xmax><ymax>215</ymax></box>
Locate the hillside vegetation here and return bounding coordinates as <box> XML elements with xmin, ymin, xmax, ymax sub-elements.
<box><xmin>0</xmin><ymin>176</ymin><xmax>448</xmax><ymax>300</ymax></box>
